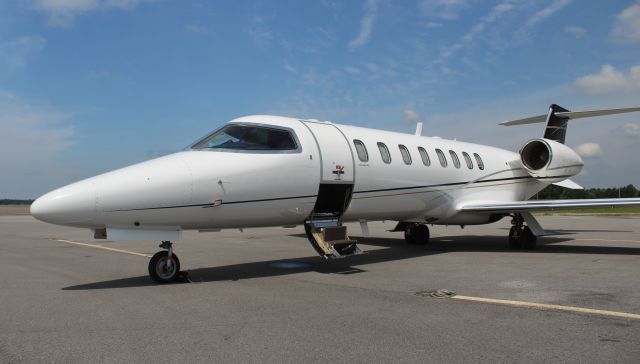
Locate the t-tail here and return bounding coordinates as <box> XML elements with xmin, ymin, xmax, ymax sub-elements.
<box><xmin>499</xmin><ymin>104</ymin><xmax>640</xmax><ymax>185</ymax></box>
<box><xmin>500</xmin><ymin>104</ymin><xmax>640</xmax><ymax>145</ymax></box>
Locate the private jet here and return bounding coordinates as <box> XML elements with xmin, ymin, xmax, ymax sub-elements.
<box><xmin>31</xmin><ymin>104</ymin><xmax>640</xmax><ymax>283</ymax></box>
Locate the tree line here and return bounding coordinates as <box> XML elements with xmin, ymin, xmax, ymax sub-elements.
<box><xmin>535</xmin><ymin>184</ymin><xmax>640</xmax><ymax>200</ymax></box>
<box><xmin>0</xmin><ymin>199</ymin><xmax>34</xmax><ymax>205</ymax></box>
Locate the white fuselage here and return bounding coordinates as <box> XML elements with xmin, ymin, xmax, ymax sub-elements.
<box><xmin>31</xmin><ymin>115</ymin><xmax>554</xmax><ymax>236</ymax></box>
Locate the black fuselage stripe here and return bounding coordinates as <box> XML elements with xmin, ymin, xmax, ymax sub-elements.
<box><xmin>220</xmin><ymin>195</ymin><xmax>318</xmax><ymax>205</ymax></box>
<box><xmin>352</xmin><ymin>179</ymin><xmax>534</xmax><ymax>200</ymax></box>
<box><xmin>110</xmin><ymin>175</ymin><xmax>570</xmax><ymax>212</ymax></box>
<box><xmin>352</xmin><ymin>175</ymin><xmax>569</xmax><ymax>194</ymax></box>
<box><xmin>112</xmin><ymin>195</ymin><xmax>318</xmax><ymax>212</ymax></box>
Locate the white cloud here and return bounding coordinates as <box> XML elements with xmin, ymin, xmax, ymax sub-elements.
<box><xmin>0</xmin><ymin>91</ymin><xmax>76</xmax><ymax>197</ymax></box>
<box><xmin>0</xmin><ymin>36</ymin><xmax>46</xmax><ymax>72</ymax></box>
<box><xmin>404</xmin><ymin>109</ymin><xmax>423</xmax><ymax>124</ymax></box>
<box><xmin>283</xmin><ymin>61</ymin><xmax>297</xmax><ymax>74</ymax></box>
<box><xmin>418</xmin><ymin>0</ymin><xmax>468</xmax><ymax>20</ymax></box>
<box><xmin>564</xmin><ymin>25</ymin><xmax>586</xmax><ymax>38</ymax></box>
<box><xmin>344</xmin><ymin>66</ymin><xmax>361</xmax><ymax>75</ymax></box>
<box><xmin>348</xmin><ymin>0</ymin><xmax>378</xmax><ymax>50</ymax></box>
<box><xmin>526</xmin><ymin>0</ymin><xmax>572</xmax><ymax>27</ymax></box>
<box><xmin>437</xmin><ymin>0</ymin><xmax>517</xmax><ymax>61</ymax></box>
<box><xmin>246</xmin><ymin>15</ymin><xmax>274</xmax><ymax>44</ymax></box>
<box><xmin>574</xmin><ymin>143</ymin><xmax>603</xmax><ymax>158</ymax></box>
<box><xmin>575</xmin><ymin>64</ymin><xmax>640</xmax><ymax>94</ymax></box>
<box><xmin>33</xmin><ymin>0</ymin><xmax>149</xmax><ymax>27</ymax></box>
<box><xmin>623</xmin><ymin>123</ymin><xmax>640</xmax><ymax>136</ymax></box>
<box><xmin>611</xmin><ymin>3</ymin><xmax>640</xmax><ymax>44</ymax></box>
<box><xmin>512</xmin><ymin>0</ymin><xmax>572</xmax><ymax>43</ymax></box>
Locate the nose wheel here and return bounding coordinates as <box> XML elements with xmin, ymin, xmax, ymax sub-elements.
<box><xmin>148</xmin><ymin>241</ymin><xmax>181</xmax><ymax>283</ymax></box>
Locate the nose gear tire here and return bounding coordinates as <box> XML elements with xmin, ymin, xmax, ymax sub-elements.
<box><xmin>148</xmin><ymin>250</ymin><xmax>181</xmax><ymax>283</ymax></box>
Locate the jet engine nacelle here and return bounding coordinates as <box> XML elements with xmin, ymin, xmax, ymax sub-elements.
<box><xmin>519</xmin><ymin>138</ymin><xmax>584</xmax><ymax>183</ymax></box>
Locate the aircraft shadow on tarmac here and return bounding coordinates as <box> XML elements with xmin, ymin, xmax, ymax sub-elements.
<box><xmin>497</xmin><ymin>227</ymin><xmax>632</xmax><ymax>235</ymax></box>
<box><xmin>63</xmin><ymin>233</ymin><xmax>640</xmax><ymax>291</ymax></box>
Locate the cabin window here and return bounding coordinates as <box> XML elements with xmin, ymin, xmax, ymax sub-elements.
<box><xmin>418</xmin><ymin>147</ymin><xmax>431</xmax><ymax>166</ymax></box>
<box><xmin>474</xmin><ymin>153</ymin><xmax>485</xmax><ymax>170</ymax></box>
<box><xmin>435</xmin><ymin>149</ymin><xmax>447</xmax><ymax>167</ymax></box>
<box><xmin>462</xmin><ymin>152</ymin><xmax>474</xmax><ymax>169</ymax></box>
<box><xmin>353</xmin><ymin>140</ymin><xmax>369</xmax><ymax>162</ymax></box>
<box><xmin>378</xmin><ymin>142</ymin><xmax>391</xmax><ymax>164</ymax></box>
<box><xmin>449</xmin><ymin>151</ymin><xmax>461</xmax><ymax>169</ymax></box>
<box><xmin>191</xmin><ymin>124</ymin><xmax>297</xmax><ymax>151</ymax></box>
<box><xmin>399</xmin><ymin>145</ymin><xmax>412</xmax><ymax>165</ymax></box>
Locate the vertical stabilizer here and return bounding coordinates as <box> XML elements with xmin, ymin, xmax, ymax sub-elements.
<box><xmin>543</xmin><ymin>104</ymin><xmax>570</xmax><ymax>144</ymax></box>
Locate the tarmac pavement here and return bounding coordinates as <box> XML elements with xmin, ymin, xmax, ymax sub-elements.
<box><xmin>1</xmin><ymin>213</ymin><xmax>639</xmax><ymax>363</ymax></box>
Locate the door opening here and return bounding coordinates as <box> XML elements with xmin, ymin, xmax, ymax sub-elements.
<box><xmin>311</xmin><ymin>183</ymin><xmax>353</xmax><ymax>219</ymax></box>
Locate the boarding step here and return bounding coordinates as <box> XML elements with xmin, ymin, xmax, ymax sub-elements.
<box><xmin>303</xmin><ymin>220</ymin><xmax>362</xmax><ymax>259</ymax></box>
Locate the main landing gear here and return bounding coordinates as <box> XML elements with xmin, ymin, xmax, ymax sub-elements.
<box><xmin>404</xmin><ymin>223</ymin><xmax>430</xmax><ymax>245</ymax></box>
<box><xmin>508</xmin><ymin>213</ymin><xmax>536</xmax><ymax>250</ymax></box>
<box><xmin>148</xmin><ymin>241</ymin><xmax>181</xmax><ymax>283</ymax></box>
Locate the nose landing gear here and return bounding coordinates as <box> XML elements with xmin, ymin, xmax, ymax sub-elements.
<box><xmin>148</xmin><ymin>241</ymin><xmax>181</xmax><ymax>283</ymax></box>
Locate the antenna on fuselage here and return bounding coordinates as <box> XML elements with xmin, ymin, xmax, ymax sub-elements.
<box><xmin>415</xmin><ymin>122</ymin><xmax>423</xmax><ymax>136</ymax></box>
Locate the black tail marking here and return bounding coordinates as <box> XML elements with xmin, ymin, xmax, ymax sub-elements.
<box><xmin>543</xmin><ymin>104</ymin><xmax>570</xmax><ymax>144</ymax></box>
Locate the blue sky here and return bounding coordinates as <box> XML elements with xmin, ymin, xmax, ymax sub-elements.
<box><xmin>1</xmin><ymin>0</ymin><xmax>639</xmax><ymax>198</ymax></box>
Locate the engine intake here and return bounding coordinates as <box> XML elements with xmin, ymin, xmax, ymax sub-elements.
<box><xmin>519</xmin><ymin>138</ymin><xmax>584</xmax><ymax>182</ymax></box>
<box><xmin>521</xmin><ymin>139</ymin><xmax>550</xmax><ymax>170</ymax></box>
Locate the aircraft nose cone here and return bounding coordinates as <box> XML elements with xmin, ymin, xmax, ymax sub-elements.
<box><xmin>31</xmin><ymin>182</ymin><xmax>96</xmax><ymax>226</ymax></box>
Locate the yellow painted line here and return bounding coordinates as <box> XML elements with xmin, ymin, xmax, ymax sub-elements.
<box><xmin>452</xmin><ymin>295</ymin><xmax>640</xmax><ymax>320</ymax></box>
<box><xmin>54</xmin><ymin>239</ymin><xmax>152</xmax><ymax>258</ymax></box>
<box><xmin>575</xmin><ymin>238</ymin><xmax>640</xmax><ymax>244</ymax></box>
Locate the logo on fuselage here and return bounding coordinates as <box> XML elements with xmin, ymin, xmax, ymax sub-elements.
<box><xmin>332</xmin><ymin>164</ymin><xmax>345</xmax><ymax>180</ymax></box>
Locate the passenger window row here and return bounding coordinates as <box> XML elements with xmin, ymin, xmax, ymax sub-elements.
<box><xmin>352</xmin><ymin>139</ymin><xmax>484</xmax><ymax>170</ymax></box>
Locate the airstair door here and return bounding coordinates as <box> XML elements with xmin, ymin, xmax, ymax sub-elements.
<box><xmin>302</xmin><ymin>120</ymin><xmax>355</xmax><ymax>184</ymax></box>
<box><xmin>301</xmin><ymin>120</ymin><xmax>360</xmax><ymax>259</ymax></box>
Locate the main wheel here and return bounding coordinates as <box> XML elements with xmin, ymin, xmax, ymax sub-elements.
<box><xmin>521</xmin><ymin>226</ymin><xmax>537</xmax><ymax>250</ymax></box>
<box><xmin>148</xmin><ymin>251</ymin><xmax>181</xmax><ymax>283</ymax></box>
<box><xmin>405</xmin><ymin>224</ymin><xmax>430</xmax><ymax>245</ymax></box>
<box><xmin>508</xmin><ymin>226</ymin><xmax>522</xmax><ymax>249</ymax></box>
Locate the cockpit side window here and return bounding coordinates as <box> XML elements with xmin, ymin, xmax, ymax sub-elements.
<box><xmin>191</xmin><ymin>124</ymin><xmax>297</xmax><ymax>151</ymax></box>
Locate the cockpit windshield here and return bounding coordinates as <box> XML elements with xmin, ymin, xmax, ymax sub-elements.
<box><xmin>191</xmin><ymin>124</ymin><xmax>298</xmax><ymax>151</ymax></box>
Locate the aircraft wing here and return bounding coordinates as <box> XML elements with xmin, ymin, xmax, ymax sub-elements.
<box><xmin>459</xmin><ymin>198</ymin><xmax>640</xmax><ymax>213</ymax></box>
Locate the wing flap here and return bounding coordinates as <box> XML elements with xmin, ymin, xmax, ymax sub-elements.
<box><xmin>460</xmin><ymin>198</ymin><xmax>640</xmax><ymax>213</ymax></box>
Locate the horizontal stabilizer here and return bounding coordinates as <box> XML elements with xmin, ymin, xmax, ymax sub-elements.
<box><xmin>460</xmin><ymin>198</ymin><xmax>640</xmax><ymax>213</ymax></box>
<box><xmin>552</xmin><ymin>179</ymin><xmax>583</xmax><ymax>190</ymax></box>
<box><xmin>500</xmin><ymin>106</ymin><xmax>640</xmax><ymax>126</ymax></box>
